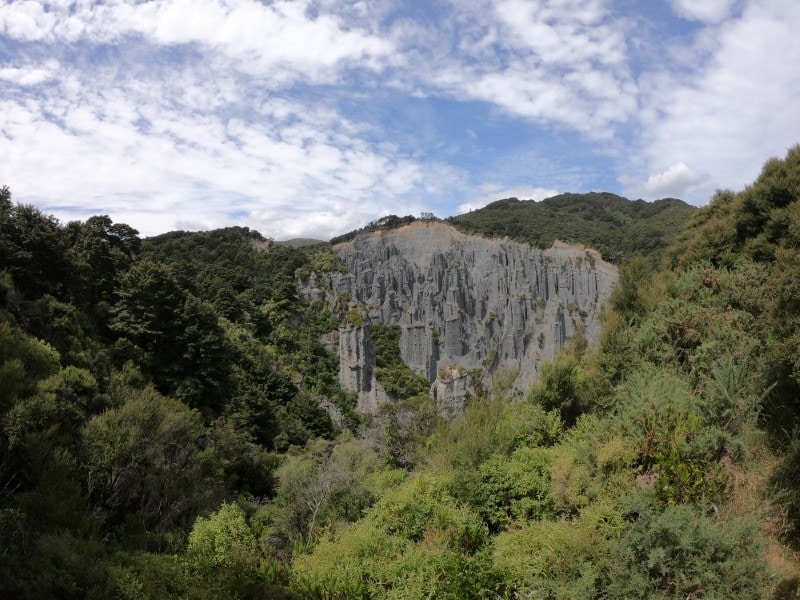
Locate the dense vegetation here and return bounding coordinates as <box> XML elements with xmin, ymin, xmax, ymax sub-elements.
<box><xmin>448</xmin><ymin>192</ymin><xmax>697</xmax><ymax>263</ymax></box>
<box><xmin>2</xmin><ymin>146</ymin><xmax>800</xmax><ymax>599</ymax></box>
<box><xmin>0</xmin><ymin>196</ymin><xmax>355</xmax><ymax>598</ymax></box>
<box><xmin>329</xmin><ymin>214</ymin><xmax>433</xmax><ymax>246</ymax></box>
<box><xmin>371</xmin><ymin>323</ymin><xmax>430</xmax><ymax>400</ymax></box>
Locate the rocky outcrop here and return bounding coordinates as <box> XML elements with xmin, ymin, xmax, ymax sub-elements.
<box><xmin>337</xmin><ymin>322</ymin><xmax>391</xmax><ymax>412</ymax></box>
<box><xmin>301</xmin><ymin>221</ymin><xmax>618</xmax><ymax>412</ymax></box>
<box><xmin>431</xmin><ymin>368</ymin><xmax>471</xmax><ymax>419</ymax></box>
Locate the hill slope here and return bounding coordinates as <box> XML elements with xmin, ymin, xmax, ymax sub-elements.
<box><xmin>3</xmin><ymin>150</ymin><xmax>800</xmax><ymax>599</ymax></box>
<box><xmin>448</xmin><ymin>192</ymin><xmax>697</xmax><ymax>262</ymax></box>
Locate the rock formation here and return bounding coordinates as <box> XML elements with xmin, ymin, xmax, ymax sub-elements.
<box><xmin>301</xmin><ymin>221</ymin><xmax>618</xmax><ymax>412</ymax></box>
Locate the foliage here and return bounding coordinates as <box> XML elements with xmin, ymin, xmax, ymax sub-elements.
<box><xmin>528</xmin><ymin>347</ymin><xmax>612</xmax><ymax>426</ymax></box>
<box><xmin>371</xmin><ymin>323</ymin><xmax>430</xmax><ymax>399</ymax></box>
<box><xmin>613</xmin><ymin>368</ymin><xmax>729</xmax><ymax>507</ymax></box>
<box><xmin>293</xmin><ymin>474</ymin><xmax>507</xmax><ymax>599</ymax></box>
<box><xmin>329</xmin><ymin>214</ymin><xmax>418</xmax><ymax>245</ymax></box>
<box><xmin>293</xmin><ymin>244</ymin><xmax>347</xmax><ymax>280</ymax></box>
<box><xmin>0</xmin><ymin>191</ymin><xmax>352</xmax><ymax>595</ymax></box>
<box><xmin>3</xmin><ymin>145</ymin><xmax>800</xmax><ymax>597</ymax></box>
<box><xmin>450</xmin><ymin>446</ymin><xmax>556</xmax><ymax>532</ymax></box>
<box><xmin>260</xmin><ymin>437</ymin><xmax>384</xmax><ymax>550</ymax></box>
<box><xmin>110</xmin><ymin>261</ymin><xmax>234</xmax><ymax>410</ymax></box>
<box><xmin>493</xmin><ymin>513</ymin><xmax>609</xmax><ymax>599</ymax></box>
<box><xmin>82</xmin><ymin>385</ymin><xmax>222</xmax><ymax>545</ymax></box>
<box><xmin>184</xmin><ymin>502</ymin><xmax>264</xmax><ymax>598</ymax></box>
<box><xmin>669</xmin><ymin>145</ymin><xmax>800</xmax><ymax>269</ymax></box>
<box><xmin>449</xmin><ymin>192</ymin><xmax>696</xmax><ymax>263</ymax></box>
<box><xmin>606</xmin><ymin>505</ymin><xmax>766</xmax><ymax>599</ymax></box>
<box><xmin>0</xmin><ymin>197</ymin><xmax>72</xmax><ymax>298</ymax></box>
<box><xmin>373</xmin><ymin>393</ymin><xmax>441</xmax><ymax>469</ymax></box>
<box><xmin>432</xmin><ymin>397</ymin><xmax>563</xmax><ymax>472</ymax></box>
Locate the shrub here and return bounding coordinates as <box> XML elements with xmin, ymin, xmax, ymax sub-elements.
<box><xmin>606</xmin><ymin>505</ymin><xmax>766</xmax><ymax>599</ymax></box>
<box><xmin>493</xmin><ymin>516</ymin><xmax>609</xmax><ymax>599</ymax></box>
<box><xmin>185</xmin><ymin>502</ymin><xmax>263</xmax><ymax>598</ymax></box>
<box><xmin>449</xmin><ymin>447</ymin><xmax>555</xmax><ymax>532</ymax></box>
<box><xmin>294</xmin><ymin>474</ymin><xmax>506</xmax><ymax>599</ymax></box>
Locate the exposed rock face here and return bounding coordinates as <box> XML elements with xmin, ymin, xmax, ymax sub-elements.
<box><xmin>337</xmin><ymin>322</ymin><xmax>391</xmax><ymax>412</ymax></box>
<box><xmin>430</xmin><ymin>368</ymin><xmax>471</xmax><ymax>419</ymax></box>
<box><xmin>302</xmin><ymin>221</ymin><xmax>618</xmax><ymax>412</ymax></box>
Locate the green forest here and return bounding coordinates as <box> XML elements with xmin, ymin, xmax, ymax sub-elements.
<box><xmin>2</xmin><ymin>146</ymin><xmax>800</xmax><ymax>599</ymax></box>
<box><xmin>449</xmin><ymin>192</ymin><xmax>697</xmax><ymax>263</ymax></box>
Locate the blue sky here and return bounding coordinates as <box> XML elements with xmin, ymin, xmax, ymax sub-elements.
<box><xmin>1</xmin><ymin>0</ymin><xmax>799</xmax><ymax>240</ymax></box>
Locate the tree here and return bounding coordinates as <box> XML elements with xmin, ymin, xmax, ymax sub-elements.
<box><xmin>65</xmin><ymin>215</ymin><xmax>140</xmax><ymax>308</ymax></box>
<box><xmin>110</xmin><ymin>261</ymin><xmax>233</xmax><ymax>410</ymax></box>
<box><xmin>81</xmin><ymin>386</ymin><xmax>221</xmax><ymax>544</ymax></box>
<box><xmin>265</xmin><ymin>438</ymin><xmax>382</xmax><ymax>549</ymax></box>
<box><xmin>0</xmin><ymin>201</ymin><xmax>70</xmax><ymax>299</ymax></box>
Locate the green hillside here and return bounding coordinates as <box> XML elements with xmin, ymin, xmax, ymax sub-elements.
<box><xmin>276</xmin><ymin>238</ymin><xmax>327</xmax><ymax>248</ymax></box>
<box><xmin>2</xmin><ymin>146</ymin><xmax>800</xmax><ymax>599</ymax></box>
<box><xmin>449</xmin><ymin>192</ymin><xmax>697</xmax><ymax>262</ymax></box>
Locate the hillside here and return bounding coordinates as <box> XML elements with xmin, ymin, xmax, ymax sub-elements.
<box><xmin>448</xmin><ymin>192</ymin><xmax>697</xmax><ymax>263</ymax></box>
<box><xmin>2</xmin><ymin>145</ymin><xmax>800</xmax><ymax>600</ymax></box>
<box><xmin>289</xmin><ymin>148</ymin><xmax>800</xmax><ymax>598</ymax></box>
<box><xmin>277</xmin><ymin>238</ymin><xmax>328</xmax><ymax>248</ymax></box>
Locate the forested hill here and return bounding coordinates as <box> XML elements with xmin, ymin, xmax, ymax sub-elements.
<box><xmin>0</xmin><ymin>202</ymin><xmax>356</xmax><ymax>598</ymax></box>
<box><xmin>2</xmin><ymin>146</ymin><xmax>800</xmax><ymax>599</ymax></box>
<box><xmin>448</xmin><ymin>192</ymin><xmax>697</xmax><ymax>263</ymax></box>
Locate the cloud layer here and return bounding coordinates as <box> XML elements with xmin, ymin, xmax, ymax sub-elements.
<box><xmin>1</xmin><ymin>0</ymin><xmax>799</xmax><ymax>239</ymax></box>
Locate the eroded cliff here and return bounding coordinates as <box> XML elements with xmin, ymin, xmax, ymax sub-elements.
<box><xmin>302</xmin><ymin>221</ymin><xmax>618</xmax><ymax>412</ymax></box>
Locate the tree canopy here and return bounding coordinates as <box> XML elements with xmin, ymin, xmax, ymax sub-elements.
<box><xmin>3</xmin><ymin>148</ymin><xmax>800</xmax><ymax>598</ymax></box>
<box><xmin>448</xmin><ymin>192</ymin><xmax>697</xmax><ymax>263</ymax></box>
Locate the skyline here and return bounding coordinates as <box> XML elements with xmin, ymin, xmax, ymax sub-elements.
<box><xmin>2</xmin><ymin>0</ymin><xmax>799</xmax><ymax>240</ymax></box>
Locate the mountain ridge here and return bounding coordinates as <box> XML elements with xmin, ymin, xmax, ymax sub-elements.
<box><xmin>329</xmin><ymin>192</ymin><xmax>696</xmax><ymax>263</ymax></box>
<box><xmin>448</xmin><ymin>192</ymin><xmax>697</xmax><ymax>263</ymax></box>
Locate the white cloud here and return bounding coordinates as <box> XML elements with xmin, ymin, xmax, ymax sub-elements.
<box><xmin>0</xmin><ymin>1</ymin><xmax>433</xmax><ymax>240</ymax></box>
<box><xmin>494</xmin><ymin>0</ymin><xmax>624</xmax><ymax>66</ymax></box>
<box><xmin>0</xmin><ymin>60</ymin><xmax>59</xmax><ymax>86</ymax></box>
<box><xmin>3</xmin><ymin>0</ymin><xmax>799</xmax><ymax>240</ymax></box>
<box><xmin>669</xmin><ymin>0</ymin><xmax>737</xmax><ymax>23</ymax></box>
<box><xmin>644</xmin><ymin>162</ymin><xmax>708</xmax><ymax>197</ymax></box>
<box><xmin>632</xmin><ymin>0</ymin><xmax>800</xmax><ymax>204</ymax></box>
<box><xmin>0</xmin><ymin>0</ymin><xmax>394</xmax><ymax>84</ymax></box>
<box><xmin>0</xmin><ymin>0</ymin><xmax>57</xmax><ymax>41</ymax></box>
<box><xmin>0</xmin><ymin>58</ymin><xmax>453</xmax><ymax>240</ymax></box>
<box><xmin>458</xmin><ymin>185</ymin><xmax>560</xmax><ymax>213</ymax></box>
<box><xmin>409</xmin><ymin>0</ymin><xmax>637</xmax><ymax>138</ymax></box>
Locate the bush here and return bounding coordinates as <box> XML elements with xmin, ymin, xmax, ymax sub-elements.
<box><xmin>432</xmin><ymin>398</ymin><xmax>563</xmax><ymax>473</ymax></box>
<box><xmin>493</xmin><ymin>515</ymin><xmax>609</xmax><ymax>599</ymax></box>
<box><xmin>448</xmin><ymin>447</ymin><xmax>555</xmax><ymax>532</ymax></box>
<box><xmin>614</xmin><ymin>368</ymin><xmax>728</xmax><ymax>507</ymax></box>
<box><xmin>293</xmin><ymin>474</ymin><xmax>506</xmax><ymax>599</ymax></box>
<box><xmin>185</xmin><ymin>502</ymin><xmax>270</xmax><ymax>599</ymax></box>
<box><xmin>606</xmin><ymin>504</ymin><xmax>766</xmax><ymax>599</ymax></box>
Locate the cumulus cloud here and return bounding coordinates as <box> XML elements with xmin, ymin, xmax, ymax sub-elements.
<box><xmin>0</xmin><ymin>0</ymin><xmax>394</xmax><ymax>84</ymax></box>
<box><xmin>2</xmin><ymin>0</ymin><xmax>800</xmax><ymax>238</ymax></box>
<box><xmin>397</xmin><ymin>0</ymin><xmax>637</xmax><ymax>138</ymax></box>
<box><xmin>634</xmin><ymin>0</ymin><xmax>800</xmax><ymax>203</ymax></box>
<box><xmin>0</xmin><ymin>1</ymin><xmax>435</xmax><ymax>239</ymax></box>
<box><xmin>644</xmin><ymin>162</ymin><xmax>708</xmax><ymax>197</ymax></box>
<box><xmin>1</xmin><ymin>58</ymin><xmax>453</xmax><ymax>239</ymax></box>
<box><xmin>0</xmin><ymin>60</ymin><xmax>59</xmax><ymax>86</ymax></box>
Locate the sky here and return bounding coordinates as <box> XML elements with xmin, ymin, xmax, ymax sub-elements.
<box><xmin>1</xmin><ymin>0</ymin><xmax>799</xmax><ymax>240</ymax></box>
